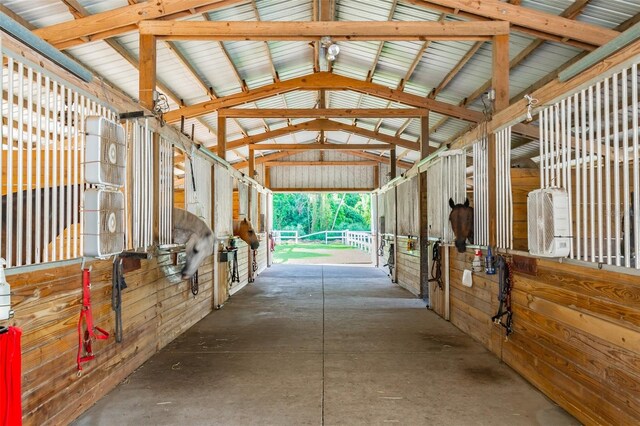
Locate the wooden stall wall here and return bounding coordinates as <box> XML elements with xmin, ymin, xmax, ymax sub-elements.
<box><xmin>229</xmin><ymin>242</ymin><xmax>250</xmax><ymax>296</ymax></box>
<box><xmin>256</xmin><ymin>233</ymin><xmax>268</xmax><ymax>274</ymax></box>
<box><xmin>445</xmin><ymin>246</ymin><xmax>640</xmax><ymax>424</ymax></box>
<box><xmin>9</xmin><ymin>255</ymin><xmax>214</xmax><ymax>425</ymax></box>
<box><xmin>511</xmin><ymin>168</ymin><xmax>539</xmax><ymax>251</ymax></box>
<box><xmin>396</xmin><ymin>237</ymin><xmax>420</xmax><ymax>295</ymax></box>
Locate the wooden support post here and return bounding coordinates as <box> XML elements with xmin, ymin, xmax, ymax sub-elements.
<box><xmin>374</xmin><ymin>164</ymin><xmax>380</xmax><ymax>189</ymax></box>
<box><xmin>248</xmin><ymin>148</ymin><xmax>255</xmax><ymax>179</ymax></box>
<box><xmin>492</xmin><ymin>34</ymin><xmax>510</xmax><ymax>112</ymax></box>
<box><xmin>217</xmin><ymin>115</ymin><xmax>226</xmax><ymax>160</ymax></box>
<box><xmin>264</xmin><ymin>166</ymin><xmax>271</xmax><ymax>188</ymax></box>
<box><xmin>419</xmin><ymin>171</ymin><xmax>429</xmax><ymax>301</ymax></box>
<box><xmin>487</xmin><ymin>33</ymin><xmax>509</xmax><ymax>247</ymax></box>
<box><xmin>139</xmin><ymin>34</ymin><xmax>156</xmax><ymax>111</ymax></box>
<box><xmin>421</xmin><ymin>112</ymin><xmax>430</xmax><ymax>159</ymax></box>
<box><xmin>210</xmin><ymin>163</ymin><xmax>217</xmax><ymax>308</ymax></box>
<box><xmin>389</xmin><ymin>148</ymin><xmax>397</xmax><ymax>179</ymax></box>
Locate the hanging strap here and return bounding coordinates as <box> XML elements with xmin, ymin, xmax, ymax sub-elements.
<box><xmin>492</xmin><ymin>256</ymin><xmax>513</xmax><ymax>337</ymax></box>
<box><xmin>112</xmin><ymin>259</ymin><xmax>127</xmax><ymax>343</ymax></box>
<box><xmin>77</xmin><ymin>268</ymin><xmax>109</xmax><ymax>372</ymax></box>
<box><xmin>428</xmin><ymin>241</ymin><xmax>443</xmax><ymax>289</ymax></box>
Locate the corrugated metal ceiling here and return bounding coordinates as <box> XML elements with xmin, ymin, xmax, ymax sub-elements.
<box><xmin>5</xmin><ymin>0</ymin><xmax>638</xmax><ymax>167</ymax></box>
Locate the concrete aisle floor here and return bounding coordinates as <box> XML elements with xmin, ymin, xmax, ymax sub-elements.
<box><xmin>74</xmin><ymin>265</ymin><xmax>577</xmax><ymax>426</ymax></box>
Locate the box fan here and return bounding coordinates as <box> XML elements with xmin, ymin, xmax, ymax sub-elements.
<box><xmin>83</xmin><ymin>116</ymin><xmax>126</xmax><ymax>258</ymax></box>
<box><xmin>527</xmin><ymin>188</ymin><xmax>571</xmax><ymax>257</ymax></box>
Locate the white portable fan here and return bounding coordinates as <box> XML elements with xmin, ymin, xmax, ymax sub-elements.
<box><xmin>527</xmin><ymin>188</ymin><xmax>571</xmax><ymax>257</ymax></box>
<box><xmin>83</xmin><ymin>189</ymin><xmax>125</xmax><ymax>258</ymax></box>
<box><xmin>85</xmin><ymin>116</ymin><xmax>126</xmax><ymax>187</ymax></box>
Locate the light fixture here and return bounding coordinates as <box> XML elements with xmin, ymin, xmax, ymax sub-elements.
<box><xmin>321</xmin><ymin>36</ymin><xmax>340</xmax><ymax>62</ymax></box>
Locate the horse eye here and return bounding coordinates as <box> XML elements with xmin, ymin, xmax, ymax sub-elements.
<box><xmin>193</xmin><ymin>248</ymin><xmax>199</xmax><ymax>254</ymax></box>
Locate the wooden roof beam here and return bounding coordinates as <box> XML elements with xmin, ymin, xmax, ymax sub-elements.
<box><xmin>345</xmin><ymin>150</ymin><xmax>414</xmax><ymax>169</ymax></box>
<box><xmin>33</xmin><ymin>0</ymin><xmax>246</xmax><ymax>49</ymax></box>
<box><xmin>264</xmin><ymin>160</ymin><xmax>377</xmax><ymax>167</ymax></box>
<box><xmin>249</xmin><ymin>143</ymin><xmax>393</xmax><ymax>151</ymax></box>
<box><xmin>227</xmin><ymin>119</ymin><xmax>419</xmax><ymax>150</ymax></box>
<box><xmin>163</xmin><ymin>72</ymin><xmax>484</xmax><ymax>123</ymax></box>
<box><xmin>219</xmin><ymin>108</ymin><xmax>429</xmax><ymax>119</ymax></box>
<box><xmin>405</xmin><ymin>0</ymin><xmax>618</xmax><ymax>50</ymax></box>
<box><xmin>139</xmin><ymin>20</ymin><xmax>510</xmax><ymax>41</ymax></box>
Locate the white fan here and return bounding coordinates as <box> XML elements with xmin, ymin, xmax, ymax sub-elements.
<box><xmin>527</xmin><ymin>188</ymin><xmax>571</xmax><ymax>257</ymax></box>
<box><xmin>85</xmin><ymin>116</ymin><xmax>126</xmax><ymax>187</ymax></box>
<box><xmin>83</xmin><ymin>189</ymin><xmax>125</xmax><ymax>258</ymax></box>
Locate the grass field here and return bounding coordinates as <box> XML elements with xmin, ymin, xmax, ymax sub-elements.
<box><xmin>273</xmin><ymin>243</ymin><xmax>371</xmax><ymax>264</ymax></box>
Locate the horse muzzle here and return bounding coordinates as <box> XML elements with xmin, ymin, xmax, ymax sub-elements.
<box><xmin>250</xmin><ymin>241</ymin><xmax>260</xmax><ymax>250</ymax></box>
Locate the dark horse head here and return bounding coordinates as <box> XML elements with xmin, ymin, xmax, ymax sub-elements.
<box><xmin>449</xmin><ymin>198</ymin><xmax>474</xmax><ymax>253</ymax></box>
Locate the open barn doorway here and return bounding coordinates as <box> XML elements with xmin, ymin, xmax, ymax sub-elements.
<box><xmin>271</xmin><ymin>192</ymin><xmax>374</xmax><ymax>265</ymax></box>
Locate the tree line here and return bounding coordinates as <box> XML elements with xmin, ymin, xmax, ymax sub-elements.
<box><xmin>273</xmin><ymin>193</ymin><xmax>371</xmax><ymax>237</ymax></box>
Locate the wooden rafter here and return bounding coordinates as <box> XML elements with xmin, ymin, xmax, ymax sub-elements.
<box><xmin>163</xmin><ymin>72</ymin><xmax>484</xmax><ymax>123</ymax></box>
<box><xmin>226</xmin><ymin>119</ymin><xmax>419</xmax><ymax>150</ymax></box>
<box><xmin>139</xmin><ymin>20</ymin><xmax>509</xmax><ymax>41</ymax></box>
<box><xmin>264</xmin><ymin>160</ymin><xmax>377</xmax><ymax>167</ymax></box>
<box><xmin>451</xmin><ymin>35</ymin><xmax>640</xmax><ymax>150</ymax></box>
<box><xmin>218</xmin><ymin>108</ymin><xmax>429</xmax><ymax>118</ymax></box>
<box><xmin>366</xmin><ymin>0</ymin><xmax>399</xmax><ymax>82</ymax></box>
<box><xmin>404</xmin><ymin>0</ymin><xmax>618</xmax><ymax>50</ymax></box>
<box><xmin>33</xmin><ymin>0</ymin><xmax>246</xmax><ymax>49</ymax></box>
<box><xmin>249</xmin><ymin>143</ymin><xmax>393</xmax><ymax>151</ymax></box>
<box><xmin>233</xmin><ymin>150</ymin><xmax>297</xmax><ymax>169</ymax></box>
<box><xmin>345</xmin><ymin>150</ymin><xmax>413</xmax><ymax>169</ymax></box>
<box><xmin>431</xmin><ymin>0</ymin><xmax>594</xmax><ymax>137</ymax></box>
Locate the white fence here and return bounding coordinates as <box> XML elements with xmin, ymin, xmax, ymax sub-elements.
<box><xmin>273</xmin><ymin>229</ymin><xmax>373</xmax><ymax>252</ymax></box>
<box><xmin>538</xmin><ymin>60</ymin><xmax>639</xmax><ymax>268</ymax></box>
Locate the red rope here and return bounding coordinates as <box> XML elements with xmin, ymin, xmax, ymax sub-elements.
<box><xmin>0</xmin><ymin>327</ymin><xmax>22</xmax><ymax>426</ymax></box>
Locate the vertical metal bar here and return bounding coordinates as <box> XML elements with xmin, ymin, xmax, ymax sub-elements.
<box><xmin>613</xmin><ymin>73</ymin><xmax>621</xmax><ymax>266</ymax></box>
<box><xmin>57</xmin><ymin>84</ymin><xmax>65</xmax><ymax>259</ymax></box>
<box><xmin>43</xmin><ymin>76</ymin><xmax>50</xmax><ymax>263</ymax></box>
<box><xmin>595</xmin><ymin>81</ymin><xmax>603</xmax><ymax>263</ymax></box>
<box><xmin>539</xmin><ymin>109</ymin><xmax>544</xmax><ymax>188</ymax></box>
<box><xmin>574</xmin><ymin>93</ymin><xmax>581</xmax><ymax>260</ymax></box>
<box><xmin>16</xmin><ymin>62</ymin><xmax>24</xmax><ymax>266</ymax></box>
<box><xmin>566</xmin><ymin>96</ymin><xmax>574</xmax><ymax>258</ymax></box>
<box><xmin>549</xmin><ymin>106</ymin><xmax>556</xmax><ymax>186</ymax></box>
<box><xmin>581</xmin><ymin>90</ymin><xmax>588</xmax><ymax>260</ymax></box>
<box><xmin>632</xmin><ymin>63</ymin><xmax>639</xmax><ymax>269</ymax></box>
<box><xmin>65</xmin><ymin>87</ymin><xmax>72</xmax><ymax>259</ymax></box>
<box><xmin>52</xmin><ymin>81</ymin><xmax>59</xmax><ymax>261</ymax></box>
<box><xmin>560</xmin><ymin>99</ymin><xmax>567</xmax><ymax>189</ymax></box>
<box><xmin>622</xmin><ymin>68</ymin><xmax>631</xmax><ymax>268</ymax></box>
<box><xmin>26</xmin><ymin>66</ymin><xmax>34</xmax><ymax>265</ymax></box>
<box><xmin>555</xmin><ymin>105</ymin><xmax>562</xmax><ymax>186</ymax></box>
<box><xmin>35</xmin><ymin>72</ymin><xmax>42</xmax><ymax>264</ymax></box>
<box><xmin>6</xmin><ymin>58</ymin><xmax>14</xmax><ymax>266</ymax></box>
<box><xmin>588</xmin><ymin>85</ymin><xmax>596</xmax><ymax>262</ymax></box>
<box><xmin>604</xmin><ymin>76</ymin><xmax>612</xmax><ymax>264</ymax></box>
<box><xmin>73</xmin><ymin>91</ymin><xmax>79</xmax><ymax>258</ymax></box>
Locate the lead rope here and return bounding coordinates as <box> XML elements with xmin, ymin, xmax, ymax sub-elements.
<box><xmin>377</xmin><ymin>237</ymin><xmax>386</xmax><ymax>257</ymax></box>
<box><xmin>492</xmin><ymin>255</ymin><xmax>513</xmax><ymax>337</ymax></box>
<box><xmin>190</xmin><ymin>271</ymin><xmax>199</xmax><ymax>296</ymax></box>
<box><xmin>231</xmin><ymin>250</ymin><xmax>240</xmax><ymax>283</ymax></box>
<box><xmin>384</xmin><ymin>243</ymin><xmax>395</xmax><ymax>277</ymax></box>
<box><xmin>111</xmin><ymin>258</ymin><xmax>127</xmax><ymax>343</ymax></box>
<box><xmin>427</xmin><ymin>240</ymin><xmax>443</xmax><ymax>289</ymax></box>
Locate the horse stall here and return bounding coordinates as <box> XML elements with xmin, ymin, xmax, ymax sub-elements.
<box><xmin>0</xmin><ymin>30</ymin><xmax>272</xmax><ymax>424</ymax></box>
<box><xmin>420</xmin><ymin>49</ymin><xmax>640</xmax><ymax>424</ymax></box>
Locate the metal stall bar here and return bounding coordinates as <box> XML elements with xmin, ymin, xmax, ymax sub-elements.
<box><xmin>613</xmin><ymin>73</ymin><xmax>621</xmax><ymax>266</ymax></box>
<box><xmin>16</xmin><ymin>62</ymin><xmax>24</xmax><ymax>266</ymax></box>
<box><xmin>596</xmin><ymin>82</ymin><xmax>603</xmax><ymax>263</ymax></box>
<box><xmin>604</xmin><ymin>76</ymin><xmax>612</xmax><ymax>264</ymax></box>
<box><xmin>622</xmin><ymin>68</ymin><xmax>631</xmax><ymax>268</ymax></box>
<box><xmin>25</xmin><ymin>67</ymin><xmax>33</xmax><ymax>265</ymax></box>
<box><xmin>632</xmin><ymin>63</ymin><xmax>640</xmax><ymax>269</ymax></box>
<box><xmin>6</xmin><ymin>57</ymin><xmax>14</xmax><ymax>266</ymax></box>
